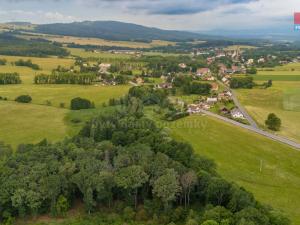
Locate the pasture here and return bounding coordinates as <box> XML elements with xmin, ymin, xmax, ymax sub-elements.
<box><xmin>165</xmin><ymin>115</ymin><xmax>300</xmax><ymax>225</ymax></box>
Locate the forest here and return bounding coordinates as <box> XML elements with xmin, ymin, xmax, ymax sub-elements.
<box><xmin>0</xmin><ymin>33</ymin><xmax>69</xmax><ymax>57</ymax></box>
<box><xmin>0</xmin><ymin>86</ymin><xmax>290</xmax><ymax>225</ymax></box>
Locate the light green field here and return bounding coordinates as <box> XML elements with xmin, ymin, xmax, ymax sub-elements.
<box><xmin>236</xmin><ymin>82</ymin><xmax>300</xmax><ymax>142</ymax></box>
<box><xmin>253</xmin><ymin>75</ymin><xmax>300</xmax><ymax>81</ymax></box>
<box><xmin>164</xmin><ymin>115</ymin><xmax>300</xmax><ymax>225</ymax></box>
<box><xmin>0</xmin><ymin>101</ymin><xmax>68</xmax><ymax>148</ymax></box>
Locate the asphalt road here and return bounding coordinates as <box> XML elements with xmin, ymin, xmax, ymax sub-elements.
<box><xmin>199</xmin><ymin>109</ymin><xmax>300</xmax><ymax>150</ymax></box>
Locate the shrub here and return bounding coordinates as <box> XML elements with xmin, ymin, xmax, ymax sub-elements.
<box><xmin>70</xmin><ymin>97</ymin><xmax>94</xmax><ymax>110</ymax></box>
<box><xmin>59</xmin><ymin>102</ymin><xmax>65</xmax><ymax>108</ymax></box>
<box><xmin>15</xmin><ymin>95</ymin><xmax>32</xmax><ymax>103</ymax></box>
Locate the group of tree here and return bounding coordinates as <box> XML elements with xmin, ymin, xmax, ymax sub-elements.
<box><xmin>34</xmin><ymin>72</ymin><xmax>97</xmax><ymax>85</ymax></box>
<box><xmin>265</xmin><ymin>113</ymin><xmax>281</xmax><ymax>131</ymax></box>
<box><xmin>230</xmin><ymin>76</ymin><xmax>255</xmax><ymax>89</ymax></box>
<box><xmin>15</xmin><ymin>95</ymin><xmax>32</xmax><ymax>103</ymax></box>
<box><xmin>0</xmin><ymin>73</ymin><xmax>21</xmax><ymax>85</ymax></box>
<box><xmin>14</xmin><ymin>59</ymin><xmax>40</xmax><ymax>70</ymax></box>
<box><xmin>0</xmin><ymin>96</ymin><xmax>290</xmax><ymax>224</ymax></box>
<box><xmin>70</xmin><ymin>97</ymin><xmax>95</xmax><ymax>110</ymax></box>
<box><xmin>246</xmin><ymin>67</ymin><xmax>257</xmax><ymax>75</ymax></box>
<box><xmin>173</xmin><ymin>75</ymin><xmax>212</xmax><ymax>95</ymax></box>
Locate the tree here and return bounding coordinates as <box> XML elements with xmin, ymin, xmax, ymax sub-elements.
<box><xmin>265</xmin><ymin>113</ymin><xmax>281</xmax><ymax>131</ymax></box>
<box><xmin>180</xmin><ymin>171</ymin><xmax>197</xmax><ymax>208</ymax></box>
<box><xmin>115</xmin><ymin>165</ymin><xmax>149</xmax><ymax>209</ymax></box>
<box><xmin>153</xmin><ymin>169</ymin><xmax>181</xmax><ymax>210</ymax></box>
<box><xmin>11</xmin><ymin>189</ymin><xmax>27</xmax><ymax>217</ymax></box>
<box><xmin>15</xmin><ymin>95</ymin><xmax>32</xmax><ymax>103</ymax></box>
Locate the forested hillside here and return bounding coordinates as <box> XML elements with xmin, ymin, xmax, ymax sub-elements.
<box><xmin>34</xmin><ymin>21</ymin><xmax>203</xmax><ymax>42</ymax></box>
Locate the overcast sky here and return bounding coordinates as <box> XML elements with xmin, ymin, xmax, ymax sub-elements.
<box><xmin>0</xmin><ymin>0</ymin><xmax>298</xmax><ymax>31</ymax></box>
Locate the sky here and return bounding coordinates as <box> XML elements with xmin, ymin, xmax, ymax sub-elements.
<box><xmin>0</xmin><ymin>0</ymin><xmax>298</xmax><ymax>32</ymax></box>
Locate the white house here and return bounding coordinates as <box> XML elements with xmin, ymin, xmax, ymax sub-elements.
<box><xmin>231</xmin><ymin>109</ymin><xmax>245</xmax><ymax>119</ymax></box>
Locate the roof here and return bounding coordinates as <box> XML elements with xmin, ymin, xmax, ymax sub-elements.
<box><xmin>197</xmin><ymin>68</ymin><xmax>210</xmax><ymax>74</ymax></box>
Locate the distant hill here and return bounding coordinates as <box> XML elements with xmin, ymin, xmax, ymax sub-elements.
<box><xmin>34</xmin><ymin>21</ymin><xmax>205</xmax><ymax>42</ymax></box>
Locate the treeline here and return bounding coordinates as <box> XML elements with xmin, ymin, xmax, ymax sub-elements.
<box><xmin>14</xmin><ymin>59</ymin><xmax>40</xmax><ymax>70</ymax></box>
<box><xmin>34</xmin><ymin>72</ymin><xmax>97</xmax><ymax>85</ymax></box>
<box><xmin>0</xmin><ymin>73</ymin><xmax>21</xmax><ymax>85</ymax></box>
<box><xmin>0</xmin><ymin>101</ymin><xmax>290</xmax><ymax>225</ymax></box>
<box><xmin>0</xmin><ymin>33</ymin><xmax>69</xmax><ymax>57</ymax></box>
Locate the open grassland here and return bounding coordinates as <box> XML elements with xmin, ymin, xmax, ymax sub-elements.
<box><xmin>253</xmin><ymin>75</ymin><xmax>300</xmax><ymax>81</ymax></box>
<box><xmin>18</xmin><ymin>32</ymin><xmax>175</xmax><ymax>48</ymax></box>
<box><xmin>236</xmin><ymin>82</ymin><xmax>300</xmax><ymax>142</ymax></box>
<box><xmin>0</xmin><ymin>101</ymin><xmax>68</xmax><ymax>148</ymax></box>
<box><xmin>164</xmin><ymin>115</ymin><xmax>300</xmax><ymax>225</ymax></box>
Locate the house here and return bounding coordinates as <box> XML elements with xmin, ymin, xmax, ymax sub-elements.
<box><xmin>230</xmin><ymin>108</ymin><xmax>245</xmax><ymax>119</ymax></box>
<box><xmin>98</xmin><ymin>63</ymin><xmax>111</xmax><ymax>74</ymax></box>
<box><xmin>258</xmin><ymin>58</ymin><xmax>265</xmax><ymax>63</ymax></box>
<box><xmin>220</xmin><ymin>107</ymin><xmax>230</xmax><ymax>115</ymax></box>
<box><xmin>211</xmin><ymin>83</ymin><xmax>219</xmax><ymax>91</ymax></box>
<box><xmin>222</xmin><ymin>77</ymin><xmax>228</xmax><ymax>83</ymax></box>
<box><xmin>207</xmin><ymin>97</ymin><xmax>218</xmax><ymax>104</ymax></box>
<box><xmin>197</xmin><ymin>68</ymin><xmax>211</xmax><ymax>76</ymax></box>
<box><xmin>155</xmin><ymin>83</ymin><xmax>173</xmax><ymax>89</ymax></box>
<box><xmin>178</xmin><ymin>63</ymin><xmax>187</xmax><ymax>69</ymax></box>
<box><xmin>205</xmin><ymin>76</ymin><xmax>215</xmax><ymax>81</ymax></box>
<box><xmin>247</xmin><ymin>59</ymin><xmax>254</xmax><ymax>65</ymax></box>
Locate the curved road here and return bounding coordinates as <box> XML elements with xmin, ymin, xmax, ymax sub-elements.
<box><xmin>199</xmin><ymin>109</ymin><xmax>300</xmax><ymax>150</ymax></box>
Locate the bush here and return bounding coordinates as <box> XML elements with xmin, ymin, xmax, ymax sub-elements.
<box><xmin>15</xmin><ymin>95</ymin><xmax>32</xmax><ymax>103</ymax></box>
<box><xmin>70</xmin><ymin>97</ymin><xmax>94</xmax><ymax>110</ymax></box>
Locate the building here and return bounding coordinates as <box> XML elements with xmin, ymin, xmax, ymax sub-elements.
<box><xmin>207</xmin><ymin>97</ymin><xmax>218</xmax><ymax>104</ymax></box>
<box><xmin>197</xmin><ymin>68</ymin><xmax>211</xmax><ymax>76</ymax></box>
<box><xmin>230</xmin><ymin>108</ymin><xmax>245</xmax><ymax>119</ymax></box>
<box><xmin>98</xmin><ymin>63</ymin><xmax>111</xmax><ymax>74</ymax></box>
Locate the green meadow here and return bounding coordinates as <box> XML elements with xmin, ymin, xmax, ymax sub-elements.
<box><xmin>0</xmin><ymin>54</ymin><xmax>130</xmax><ymax>148</ymax></box>
<box><xmin>164</xmin><ymin>115</ymin><xmax>300</xmax><ymax>225</ymax></box>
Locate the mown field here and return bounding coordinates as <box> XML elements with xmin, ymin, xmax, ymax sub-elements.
<box><xmin>0</xmin><ymin>54</ymin><xmax>130</xmax><ymax>148</ymax></box>
<box><xmin>165</xmin><ymin>115</ymin><xmax>300</xmax><ymax>225</ymax></box>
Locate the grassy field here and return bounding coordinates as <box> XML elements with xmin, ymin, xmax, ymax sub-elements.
<box><xmin>67</xmin><ymin>48</ymin><xmax>132</xmax><ymax>60</ymax></box>
<box><xmin>163</xmin><ymin>115</ymin><xmax>300</xmax><ymax>225</ymax></box>
<box><xmin>236</xmin><ymin>82</ymin><xmax>300</xmax><ymax>142</ymax></box>
<box><xmin>0</xmin><ymin>55</ymin><xmax>130</xmax><ymax>148</ymax></box>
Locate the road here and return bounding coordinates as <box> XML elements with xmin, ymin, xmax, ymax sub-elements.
<box><xmin>229</xmin><ymin>89</ymin><xmax>259</xmax><ymax>129</ymax></box>
<box><xmin>199</xmin><ymin>109</ymin><xmax>300</xmax><ymax>150</ymax></box>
